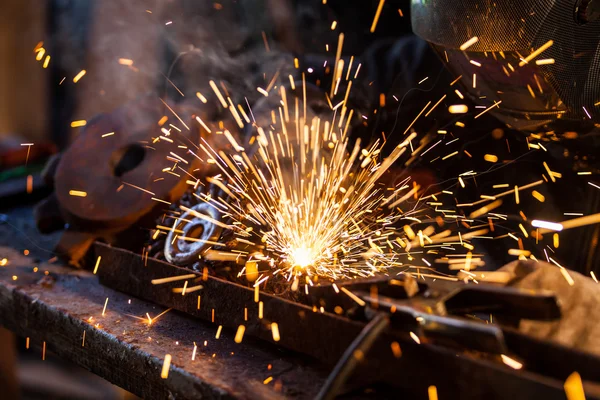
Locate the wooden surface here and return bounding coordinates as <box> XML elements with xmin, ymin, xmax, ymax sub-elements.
<box><xmin>0</xmin><ymin>207</ymin><xmax>328</xmax><ymax>399</ymax></box>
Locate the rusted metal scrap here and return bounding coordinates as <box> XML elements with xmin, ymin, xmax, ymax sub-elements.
<box><xmin>34</xmin><ymin>96</ymin><xmax>201</xmax><ymax>267</ymax></box>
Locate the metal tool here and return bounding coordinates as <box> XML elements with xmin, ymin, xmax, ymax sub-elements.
<box><xmin>35</xmin><ymin>96</ymin><xmax>200</xmax><ymax>266</ymax></box>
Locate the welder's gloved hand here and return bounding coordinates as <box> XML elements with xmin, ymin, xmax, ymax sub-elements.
<box><xmin>501</xmin><ymin>260</ymin><xmax>600</xmax><ymax>357</ymax></box>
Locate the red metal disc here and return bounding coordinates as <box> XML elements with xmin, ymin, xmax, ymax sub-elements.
<box><xmin>55</xmin><ymin>96</ymin><xmax>200</xmax><ymax>230</ymax></box>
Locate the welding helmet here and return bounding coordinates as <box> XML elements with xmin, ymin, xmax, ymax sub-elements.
<box><xmin>411</xmin><ymin>0</ymin><xmax>600</xmax><ymax>132</ymax></box>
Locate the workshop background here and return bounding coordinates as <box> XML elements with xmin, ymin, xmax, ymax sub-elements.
<box><xmin>2</xmin><ymin>0</ymin><xmax>600</xmax><ymax>399</ymax></box>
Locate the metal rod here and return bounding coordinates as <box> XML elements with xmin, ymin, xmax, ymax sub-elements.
<box><xmin>316</xmin><ymin>313</ymin><xmax>390</xmax><ymax>400</ymax></box>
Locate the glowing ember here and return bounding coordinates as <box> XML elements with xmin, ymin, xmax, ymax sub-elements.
<box><xmin>289</xmin><ymin>246</ymin><xmax>317</xmax><ymax>269</ymax></box>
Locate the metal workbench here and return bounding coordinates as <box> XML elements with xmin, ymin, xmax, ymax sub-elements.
<box><xmin>0</xmin><ymin>207</ymin><xmax>330</xmax><ymax>399</ymax></box>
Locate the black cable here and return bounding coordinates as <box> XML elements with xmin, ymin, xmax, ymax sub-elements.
<box><xmin>315</xmin><ymin>313</ymin><xmax>390</xmax><ymax>400</ymax></box>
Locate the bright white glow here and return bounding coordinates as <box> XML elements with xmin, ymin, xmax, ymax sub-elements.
<box><xmin>531</xmin><ymin>220</ymin><xmax>563</xmax><ymax>231</ymax></box>
<box><xmin>501</xmin><ymin>354</ymin><xmax>523</xmax><ymax>370</ymax></box>
<box><xmin>448</xmin><ymin>104</ymin><xmax>469</xmax><ymax>114</ymax></box>
<box><xmin>290</xmin><ymin>246</ymin><xmax>316</xmax><ymax>268</ymax></box>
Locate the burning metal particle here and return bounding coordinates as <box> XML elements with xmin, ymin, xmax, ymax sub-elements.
<box><xmin>443</xmin><ymin>151</ymin><xmax>459</xmax><ymax>161</ymax></box>
<box><xmin>536</xmin><ymin>58</ymin><xmax>555</xmax><ymax>65</ymax></box>
<box><xmin>532</xmin><ymin>191</ymin><xmax>545</xmax><ymax>202</ymax></box>
<box><xmin>93</xmin><ymin>256</ymin><xmax>101</xmax><ymax>274</ymax></box>
<box><xmin>428</xmin><ymin>386</ymin><xmax>438</xmax><ymax>400</ymax></box>
<box><xmin>102</xmin><ymin>298</ymin><xmax>109</xmax><ymax>316</ymax></box>
<box><xmin>426</xmin><ymin>95</ymin><xmax>447</xmax><ymax>117</ymax></box>
<box><xmin>501</xmin><ymin>354</ymin><xmax>523</xmax><ymax>370</ymax></box>
<box><xmin>70</xmin><ymin>120</ymin><xmax>87</xmax><ymax>128</ymax></box>
<box><xmin>410</xmin><ymin>332</ymin><xmax>421</xmax><ymax>344</ymax></box>
<box><xmin>370</xmin><ymin>0</ymin><xmax>386</xmax><ymax>33</ymax></box>
<box><xmin>340</xmin><ymin>287</ymin><xmax>366</xmax><ymax>306</ymax></box>
<box><xmin>209</xmin><ymin>80</ymin><xmax>228</xmax><ymax>108</ymax></box>
<box><xmin>564</xmin><ymin>371</ymin><xmax>585</xmax><ymax>400</ymax></box>
<box><xmin>519</xmin><ymin>40</ymin><xmax>554</xmax><ymax>66</ymax></box>
<box><xmin>474</xmin><ymin>101</ymin><xmax>502</xmax><ymax>119</ymax></box>
<box><xmin>35</xmin><ymin>48</ymin><xmax>45</xmax><ymax>60</ymax></box>
<box><xmin>271</xmin><ymin>323</ymin><xmax>281</xmax><ymax>342</ymax></box>
<box><xmin>192</xmin><ymin>343</ymin><xmax>197</xmax><ymax>360</ymax></box>
<box><xmin>234</xmin><ymin>325</ymin><xmax>246</xmax><ymax>343</ymax></box>
<box><xmin>460</xmin><ymin>37</ymin><xmax>479</xmax><ymax>51</ymax></box>
<box><xmin>161</xmin><ymin>354</ymin><xmax>172</xmax><ymax>379</ymax></box>
<box><xmin>508</xmin><ymin>249</ymin><xmax>531</xmax><ymax>257</ymax></box>
<box><xmin>559</xmin><ymin>268</ymin><xmax>575</xmax><ymax>286</ymax></box>
<box><xmin>73</xmin><ymin>70</ymin><xmax>86</xmax><ymax>83</ymax></box>
<box><xmin>172</xmin><ymin>284</ymin><xmax>203</xmax><ymax>294</ymax></box>
<box><xmin>181</xmin><ymin>281</ymin><xmax>188</xmax><ymax>295</ymax></box>
<box><xmin>391</xmin><ymin>341</ymin><xmax>402</xmax><ymax>358</ymax></box>
<box><xmin>531</xmin><ymin>220</ymin><xmax>563</xmax><ymax>231</ymax></box>
<box><xmin>448</xmin><ymin>104</ymin><xmax>468</xmax><ymax>114</ymax></box>
<box><xmin>151</xmin><ymin>274</ymin><xmax>196</xmax><ymax>285</ymax></box>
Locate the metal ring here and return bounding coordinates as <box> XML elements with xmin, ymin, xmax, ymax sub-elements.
<box><xmin>164</xmin><ymin>202</ymin><xmax>223</xmax><ymax>265</ymax></box>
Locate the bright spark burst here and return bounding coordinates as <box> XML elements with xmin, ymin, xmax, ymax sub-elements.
<box><xmin>137</xmin><ymin>23</ymin><xmax>600</xmax><ymax>289</ymax></box>
<box><xmin>191</xmin><ymin>84</ymin><xmax>411</xmax><ymax>280</ymax></box>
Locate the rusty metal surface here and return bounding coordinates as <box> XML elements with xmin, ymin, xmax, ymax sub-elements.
<box><xmin>95</xmin><ymin>243</ymin><xmax>600</xmax><ymax>400</ymax></box>
<box><xmin>96</xmin><ymin>242</ymin><xmax>368</xmax><ymax>367</ymax></box>
<box><xmin>54</xmin><ymin>96</ymin><xmax>199</xmax><ymax>231</ymax></box>
<box><xmin>0</xmin><ymin>246</ymin><xmax>328</xmax><ymax>399</ymax></box>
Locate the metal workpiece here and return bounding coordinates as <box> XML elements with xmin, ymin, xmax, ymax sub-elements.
<box><xmin>95</xmin><ymin>242</ymin><xmax>600</xmax><ymax>399</ymax></box>
<box><xmin>34</xmin><ymin>96</ymin><xmax>202</xmax><ymax>267</ymax></box>
<box><xmin>164</xmin><ymin>202</ymin><xmax>224</xmax><ymax>265</ymax></box>
<box><xmin>0</xmin><ymin>246</ymin><xmax>326</xmax><ymax>399</ymax></box>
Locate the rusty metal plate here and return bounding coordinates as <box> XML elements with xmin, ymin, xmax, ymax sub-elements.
<box><xmin>54</xmin><ymin>97</ymin><xmax>199</xmax><ymax>231</ymax></box>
